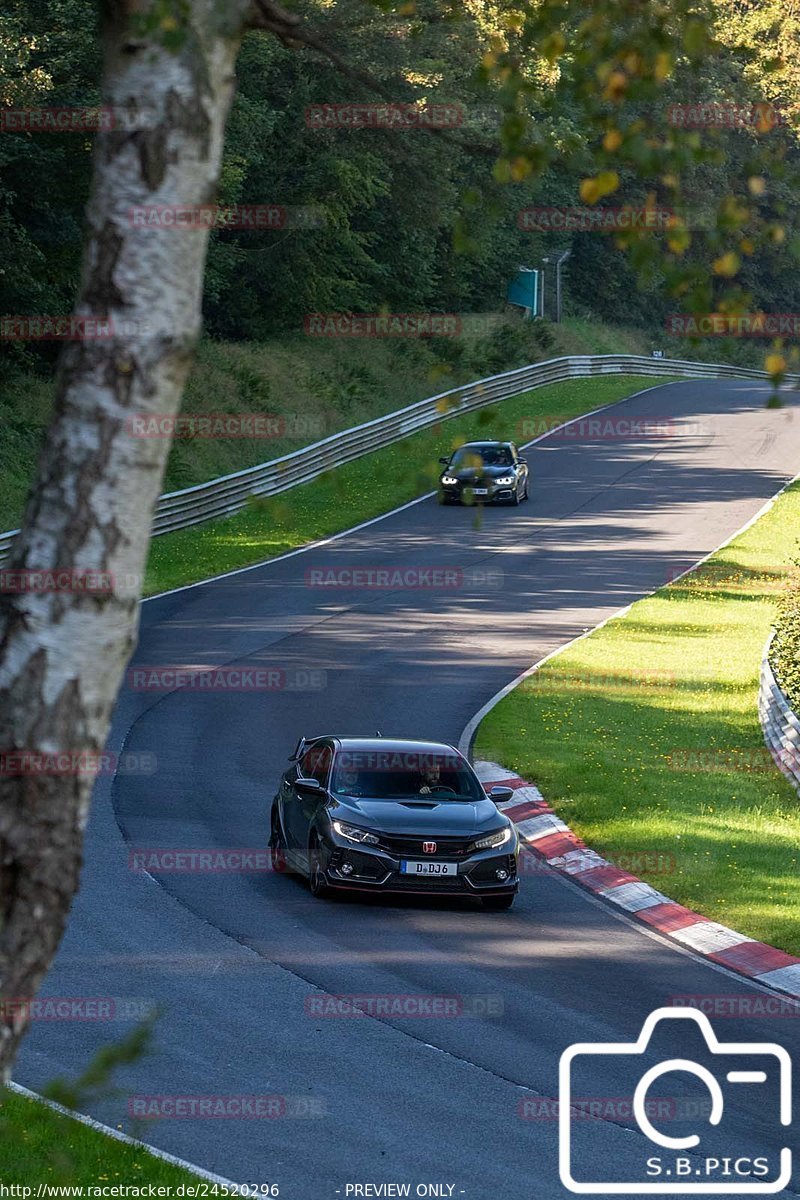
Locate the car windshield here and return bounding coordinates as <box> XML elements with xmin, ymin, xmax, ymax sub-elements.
<box><xmin>331</xmin><ymin>750</ymin><xmax>484</xmax><ymax>801</ymax></box>
<box><xmin>450</xmin><ymin>445</ymin><xmax>513</xmax><ymax>469</ymax></box>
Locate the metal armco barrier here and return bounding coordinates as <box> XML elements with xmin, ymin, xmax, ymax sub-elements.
<box><xmin>759</xmin><ymin>636</ymin><xmax>800</xmax><ymax>796</ymax></box>
<box><xmin>0</xmin><ymin>353</ymin><xmax>797</xmax><ymax>564</ymax></box>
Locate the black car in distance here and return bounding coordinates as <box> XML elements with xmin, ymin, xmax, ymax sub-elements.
<box><xmin>270</xmin><ymin>736</ymin><xmax>519</xmax><ymax>909</ymax></box>
<box><xmin>438</xmin><ymin>440</ymin><xmax>529</xmax><ymax>505</ymax></box>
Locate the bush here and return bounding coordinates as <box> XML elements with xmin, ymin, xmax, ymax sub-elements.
<box><xmin>770</xmin><ymin>558</ymin><xmax>800</xmax><ymax>708</ymax></box>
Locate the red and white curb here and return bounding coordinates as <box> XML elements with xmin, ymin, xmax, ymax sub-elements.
<box><xmin>476</xmin><ymin>759</ymin><xmax>800</xmax><ymax>1001</ymax></box>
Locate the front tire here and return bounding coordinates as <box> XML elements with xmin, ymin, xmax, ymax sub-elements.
<box><xmin>482</xmin><ymin>894</ymin><xmax>515</xmax><ymax>911</ymax></box>
<box><xmin>269</xmin><ymin>806</ymin><xmax>289</xmax><ymax>874</ymax></box>
<box><xmin>308</xmin><ymin>836</ymin><xmax>332</xmax><ymax>899</ymax></box>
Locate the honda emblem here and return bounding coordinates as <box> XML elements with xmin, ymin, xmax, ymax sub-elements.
<box><xmin>422</xmin><ymin>841</ymin><xmax>437</xmax><ymax>854</ymax></box>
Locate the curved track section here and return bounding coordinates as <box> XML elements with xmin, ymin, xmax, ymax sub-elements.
<box><xmin>18</xmin><ymin>379</ymin><xmax>800</xmax><ymax>1198</ymax></box>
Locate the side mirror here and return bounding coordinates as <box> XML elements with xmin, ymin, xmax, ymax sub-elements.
<box><xmin>489</xmin><ymin>785</ymin><xmax>514</xmax><ymax>803</ymax></box>
<box><xmin>296</xmin><ymin>777</ymin><xmax>324</xmax><ymax>796</ymax></box>
<box><xmin>519</xmin><ymin>459</ymin><xmax>528</xmax><ymax>467</ymax></box>
<box><xmin>438</xmin><ymin>456</ymin><xmax>450</xmax><ymax>465</ymax></box>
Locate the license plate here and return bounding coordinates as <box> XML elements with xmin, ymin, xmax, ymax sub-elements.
<box><xmin>471</xmin><ymin>488</ymin><xmax>488</xmax><ymax>496</ymax></box>
<box><xmin>400</xmin><ymin>860</ymin><xmax>458</xmax><ymax>876</ymax></box>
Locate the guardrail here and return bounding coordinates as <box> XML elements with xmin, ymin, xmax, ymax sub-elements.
<box><xmin>759</xmin><ymin>635</ymin><xmax>800</xmax><ymax>796</ymax></box>
<box><xmin>1</xmin><ymin>352</ymin><xmax>797</xmax><ymax>564</ymax></box>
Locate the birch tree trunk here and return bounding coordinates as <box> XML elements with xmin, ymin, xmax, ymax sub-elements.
<box><xmin>0</xmin><ymin>0</ymin><xmax>250</xmax><ymax>1079</ymax></box>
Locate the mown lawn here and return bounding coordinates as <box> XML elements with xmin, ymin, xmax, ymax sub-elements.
<box><xmin>476</xmin><ymin>481</ymin><xmax>800</xmax><ymax>954</ymax></box>
<box><xmin>144</xmin><ymin>374</ymin><xmax>672</xmax><ymax>594</ymax></box>
<box><xmin>0</xmin><ymin>1087</ymin><xmax>210</xmax><ymax>1186</ymax></box>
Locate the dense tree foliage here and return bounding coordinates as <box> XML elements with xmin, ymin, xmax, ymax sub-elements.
<box><xmin>1</xmin><ymin>0</ymin><xmax>798</xmax><ymax>372</ymax></box>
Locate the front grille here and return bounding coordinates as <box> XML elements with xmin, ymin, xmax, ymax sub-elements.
<box><xmin>376</xmin><ymin>834</ymin><xmax>473</xmax><ymax>859</ymax></box>
<box><xmin>391</xmin><ymin>872</ymin><xmax>467</xmax><ymax>890</ymax></box>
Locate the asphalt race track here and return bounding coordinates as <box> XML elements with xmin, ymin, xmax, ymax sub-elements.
<box><xmin>17</xmin><ymin>378</ymin><xmax>800</xmax><ymax>1198</ymax></box>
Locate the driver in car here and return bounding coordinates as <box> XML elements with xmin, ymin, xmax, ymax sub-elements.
<box><xmin>418</xmin><ymin>760</ymin><xmax>442</xmax><ymax>794</ymax></box>
<box><xmin>336</xmin><ymin>767</ymin><xmax>361</xmax><ymax>794</ymax></box>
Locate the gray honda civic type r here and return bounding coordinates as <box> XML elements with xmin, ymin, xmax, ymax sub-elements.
<box><xmin>269</xmin><ymin>736</ymin><xmax>519</xmax><ymax>909</ymax></box>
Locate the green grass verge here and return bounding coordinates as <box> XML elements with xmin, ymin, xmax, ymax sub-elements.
<box><xmin>476</xmin><ymin>481</ymin><xmax>800</xmax><ymax>955</ymax></box>
<box><xmin>143</xmin><ymin>374</ymin><xmax>676</xmax><ymax>595</ymax></box>
<box><xmin>1</xmin><ymin>315</ymin><xmax>653</xmax><ymax>532</ymax></box>
<box><xmin>0</xmin><ymin>1087</ymin><xmax>206</xmax><ymax>1185</ymax></box>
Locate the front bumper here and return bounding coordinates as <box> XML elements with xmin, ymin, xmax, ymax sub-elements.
<box><xmin>319</xmin><ymin>828</ymin><xmax>519</xmax><ymax>896</ymax></box>
<box><xmin>440</xmin><ymin>482</ymin><xmax>515</xmax><ymax>504</ymax></box>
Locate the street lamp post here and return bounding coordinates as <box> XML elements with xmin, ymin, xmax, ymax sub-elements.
<box><xmin>554</xmin><ymin>248</ymin><xmax>571</xmax><ymax>324</ymax></box>
<box><xmin>542</xmin><ymin>249</ymin><xmax>571</xmax><ymax>322</ymax></box>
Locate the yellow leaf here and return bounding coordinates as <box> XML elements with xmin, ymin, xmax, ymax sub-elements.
<box><xmin>603</xmin><ymin>71</ymin><xmax>628</xmax><ymax>101</ymax></box>
<box><xmin>754</xmin><ymin>102</ymin><xmax>778</xmax><ymax>133</ymax></box>
<box><xmin>503</xmin><ymin>10</ymin><xmax>525</xmax><ymax>31</ymax></box>
<box><xmin>654</xmin><ymin>52</ymin><xmax>673</xmax><ymax>83</ymax></box>
<box><xmin>603</xmin><ymin>129</ymin><xmax>622</xmax><ymax>152</ymax></box>
<box><xmin>596</xmin><ymin>169</ymin><xmax>620</xmax><ymax>198</ymax></box>
<box><xmin>748</xmin><ymin>176</ymin><xmax>767</xmax><ymax>196</ymax></box>
<box><xmin>667</xmin><ymin>231</ymin><xmax>690</xmax><ymax>254</ymax></box>
<box><xmin>765</xmin><ymin>354</ymin><xmax>786</xmax><ymax>376</ymax></box>
<box><xmin>712</xmin><ymin>251</ymin><xmax>740</xmax><ymax>277</ymax></box>
<box><xmin>739</xmin><ymin>238</ymin><xmax>755</xmax><ymax>255</ymax></box>
<box><xmin>542</xmin><ymin>31</ymin><xmax>566</xmax><ymax>61</ymax></box>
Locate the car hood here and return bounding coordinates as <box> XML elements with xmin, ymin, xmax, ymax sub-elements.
<box><xmin>330</xmin><ymin>795</ymin><xmax>504</xmax><ymax>836</ymax></box>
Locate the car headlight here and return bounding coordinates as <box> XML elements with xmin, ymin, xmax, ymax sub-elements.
<box><xmin>332</xmin><ymin>820</ymin><xmax>380</xmax><ymax>846</ymax></box>
<box><xmin>472</xmin><ymin>826</ymin><xmax>513</xmax><ymax>851</ymax></box>
<box><xmin>441</xmin><ymin>475</ymin><xmax>458</xmax><ymax>485</ymax></box>
<box><xmin>495</xmin><ymin>475</ymin><xmax>515</xmax><ymax>486</ymax></box>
